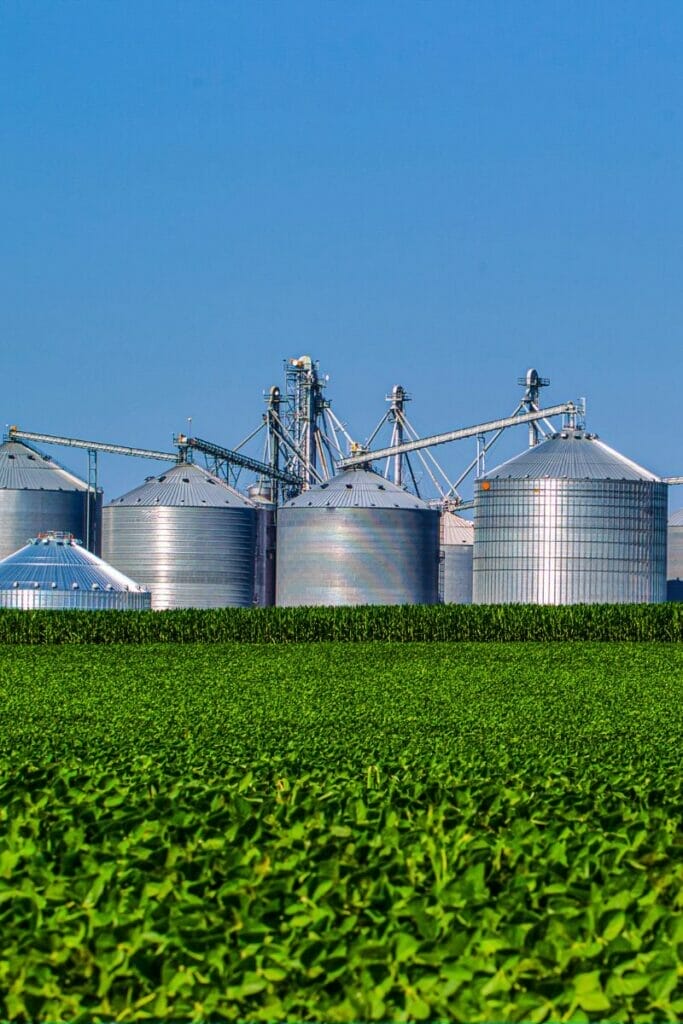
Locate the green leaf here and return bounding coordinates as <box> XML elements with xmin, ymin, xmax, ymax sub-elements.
<box><xmin>395</xmin><ymin>933</ymin><xmax>419</xmax><ymax>962</ymax></box>
<box><xmin>648</xmin><ymin>969</ymin><xmax>678</xmax><ymax>1001</ymax></box>
<box><xmin>602</xmin><ymin>910</ymin><xmax>626</xmax><ymax>941</ymax></box>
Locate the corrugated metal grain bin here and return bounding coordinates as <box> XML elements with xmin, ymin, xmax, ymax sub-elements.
<box><xmin>276</xmin><ymin>466</ymin><xmax>439</xmax><ymax>607</ymax></box>
<box><xmin>102</xmin><ymin>463</ymin><xmax>256</xmax><ymax>609</ymax></box>
<box><xmin>248</xmin><ymin>483</ymin><xmax>276</xmax><ymax>608</ymax></box>
<box><xmin>0</xmin><ymin>532</ymin><xmax>150</xmax><ymax>609</ymax></box>
<box><xmin>439</xmin><ymin>510</ymin><xmax>474</xmax><ymax>604</ymax></box>
<box><xmin>667</xmin><ymin>507</ymin><xmax>683</xmax><ymax>601</ymax></box>
<box><xmin>0</xmin><ymin>440</ymin><xmax>101</xmax><ymax>558</ymax></box>
<box><xmin>473</xmin><ymin>431</ymin><xmax>667</xmax><ymax>605</ymax></box>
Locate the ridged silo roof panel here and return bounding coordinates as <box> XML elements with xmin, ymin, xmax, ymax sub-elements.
<box><xmin>483</xmin><ymin>433</ymin><xmax>660</xmax><ymax>482</ymax></box>
<box><xmin>0</xmin><ymin>441</ymin><xmax>88</xmax><ymax>491</ymax></box>
<box><xmin>441</xmin><ymin>511</ymin><xmax>474</xmax><ymax>545</ymax></box>
<box><xmin>108</xmin><ymin>462</ymin><xmax>253</xmax><ymax>508</ymax></box>
<box><xmin>283</xmin><ymin>467</ymin><xmax>431</xmax><ymax>509</ymax></box>
<box><xmin>0</xmin><ymin>536</ymin><xmax>148</xmax><ymax>592</ymax></box>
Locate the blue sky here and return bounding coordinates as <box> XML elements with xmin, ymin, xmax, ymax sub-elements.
<box><xmin>2</xmin><ymin>1</ymin><xmax>682</xmax><ymax>509</ymax></box>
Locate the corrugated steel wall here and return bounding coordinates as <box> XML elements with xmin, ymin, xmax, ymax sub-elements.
<box><xmin>276</xmin><ymin>507</ymin><xmax>440</xmax><ymax>607</ymax></box>
<box><xmin>0</xmin><ymin>588</ymin><xmax>150</xmax><ymax>610</ymax></box>
<box><xmin>667</xmin><ymin>512</ymin><xmax>683</xmax><ymax>601</ymax></box>
<box><xmin>439</xmin><ymin>511</ymin><xmax>473</xmax><ymax>604</ymax></box>
<box><xmin>0</xmin><ymin>489</ymin><xmax>101</xmax><ymax>560</ymax></box>
<box><xmin>102</xmin><ymin>505</ymin><xmax>256</xmax><ymax>609</ymax></box>
<box><xmin>253</xmin><ymin>505</ymin><xmax>276</xmax><ymax>607</ymax></box>
<box><xmin>473</xmin><ymin>479</ymin><xmax>668</xmax><ymax>604</ymax></box>
<box><xmin>440</xmin><ymin>543</ymin><xmax>473</xmax><ymax>604</ymax></box>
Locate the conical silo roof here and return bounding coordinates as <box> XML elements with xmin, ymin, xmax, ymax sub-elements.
<box><xmin>108</xmin><ymin>462</ymin><xmax>253</xmax><ymax>508</ymax></box>
<box><xmin>482</xmin><ymin>432</ymin><xmax>660</xmax><ymax>482</ymax></box>
<box><xmin>0</xmin><ymin>441</ymin><xmax>89</xmax><ymax>491</ymax></box>
<box><xmin>282</xmin><ymin>466</ymin><xmax>432</xmax><ymax>510</ymax></box>
<box><xmin>0</xmin><ymin>533</ymin><xmax>148</xmax><ymax>593</ymax></box>
<box><xmin>441</xmin><ymin>510</ymin><xmax>474</xmax><ymax>545</ymax></box>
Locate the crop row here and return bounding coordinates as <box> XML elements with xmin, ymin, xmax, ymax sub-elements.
<box><xmin>0</xmin><ymin>601</ymin><xmax>682</xmax><ymax>643</ymax></box>
<box><xmin>2</xmin><ymin>641</ymin><xmax>683</xmax><ymax>1020</ymax></box>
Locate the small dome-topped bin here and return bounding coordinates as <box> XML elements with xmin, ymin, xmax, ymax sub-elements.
<box><xmin>102</xmin><ymin>462</ymin><xmax>256</xmax><ymax>609</ymax></box>
<box><xmin>0</xmin><ymin>532</ymin><xmax>150</xmax><ymax>609</ymax></box>
<box><xmin>473</xmin><ymin>431</ymin><xmax>667</xmax><ymax>605</ymax></box>
<box><xmin>0</xmin><ymin>440</ymin><xmax>101</xmax><ymax>558</ymax></box>
<box><xmin>276</xmin><ymin>465</ymin><xmax>440</xmax><ymax>607</ymax></box>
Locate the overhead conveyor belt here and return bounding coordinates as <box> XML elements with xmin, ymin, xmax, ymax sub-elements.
<box><xmin>8</xmin><ymin>427</ymin><xmax>178</xmax><ymax>463</ymax></box>
<box><xmin>337</xmin><ymin>401</ymin><xmax>582</xmax><ymax>468</ymax></box>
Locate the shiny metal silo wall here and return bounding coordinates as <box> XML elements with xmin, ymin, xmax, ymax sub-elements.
<box><xmin>0</xmin><ymin>441</ymin><xmax>101</xmax><ymax>559</ymax></box>
<box><xmin>439</xmin><ymin>511</ymin><xmax>473</xmax><ymax>604</ymax></box>
<box><xmin>276</xmin><ymin>467</ymin><xmax>439</xmax><ymax>607</ymax></box>
<box><xmin>667</xmin><ymin>509</ymin><xmax>683</xmax><ymax>601</ymax></box>
<box><xmin>473</xmin><ymin>432</ymin><xmax>667</xmax><ymax>605</ymax></box>
<box><xmin>102</xmin><ymin>464</ymin><xmax>256</xmax><ymax>609</ymax></box>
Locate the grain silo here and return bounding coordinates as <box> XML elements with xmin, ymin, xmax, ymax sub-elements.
<box><xmin>102</xmin><ymin>462</ymin><xmax>256</xmax><ymax>609</ymax></box>
<box><xmin>0</xmin><ymin>440</ymin><xmax>101</xmax><ymax>559</ymax></box>
<box><xmin>276</xmin><ymin>466</ymin><xmax>439</xmax><ymax>607</ymax></box>
<box><xmin>439</xmin><ymin>510</ymin><xmax>474</xmax><ymax>603</ymax></box>
<box><xmin>667</xmin><ymin>508</ymin><xmax>683</xmax><ymax>601</ymax></box>
<box><xmin>247</xmin><ymin>482</ymin><xmax>277</xmax><ymax>607</ymax></box>
<box><xmin>0</xmin><ymin>532</ymin><xmax>150</xmax><ymax>609</ymax></box>
<box><xmin>473</xmin><ymin>431</ymin><xmax>667</xmax><ymax>604</ymax></box>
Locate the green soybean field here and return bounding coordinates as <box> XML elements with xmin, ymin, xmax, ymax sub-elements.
<box><xmin>2</xmin><ymin>642</ymin><xmax>683</xmax><ymax>1022</ymax></box>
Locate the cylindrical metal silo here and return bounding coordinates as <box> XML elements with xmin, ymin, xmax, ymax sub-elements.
<box><xmin>276</xmin><ymin>466</ymin><xmax>439</xmax><ymax>607</ymax></box>
<box><xmin>0</xmin><ymin>532</ymin><xmax>150</xmax><ymax>610</ymax></box>
<box><xmin>439</xmin><ymin>510</ymin><xmax>474</xmax><ymax>604</ymax></box>
<box><xmin>248</xmin><ymin>483</ymin><xmax>277</xmax><ymax>607</ymax></box>
<box><xmin>102</xmin><ymin>462</ymin><xmax>256</xmax><ymax>609</ymax></box>
<box><xmin>0</xmin><ymin>440</ymin><xmax>101</xmax><ymax>559</ymax></box>
<box><xmin>473</xmin><ymin>431</ymin><xmax>667</xmax><ymax>605</ymax></box>
<box><xmin>667</xmin><ymin>508</ymin><xmax>683</xmax><ymax>601</ymax></box>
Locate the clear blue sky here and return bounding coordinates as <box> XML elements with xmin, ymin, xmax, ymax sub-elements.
<box><xmin>2</xmin><ymin>1</ymin><xmax>682</xmax><ymax>509</ymax></box>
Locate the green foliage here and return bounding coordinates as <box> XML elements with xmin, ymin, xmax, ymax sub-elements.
<box><xmin>0</xmin><ymin>601</ymin><xmax>682</xmax><ymax>643</ymax></box>
<box><xmin>2</xmin><ymin>641</ymin><xmax>683</xmax><ymax>1020</ymax></box>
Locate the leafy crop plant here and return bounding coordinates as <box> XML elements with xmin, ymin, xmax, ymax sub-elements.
<box><xmin>1</xmin><ymin>641</ymin><xmax>682</xmax><ymax>1020</ymax></box>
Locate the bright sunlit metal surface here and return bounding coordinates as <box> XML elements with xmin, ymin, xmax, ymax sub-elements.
<box><xmin>276</xmin><ymin>467</ymin><xmax>440</xmax><ymax>607</ymax></box>
<box><xmin>473</xmin><ymin>433</ymin><xmax>667</xmax><ymax>605</ymax></box>
<box><xmin>0</xmin><ymin>441</ymin><xmax>101</xmax><ymax>559</ymax></box>
<box><xmin>103</xmin><ymin>463</ymin><xmax>257</xmax><ymax>610</ymax></box>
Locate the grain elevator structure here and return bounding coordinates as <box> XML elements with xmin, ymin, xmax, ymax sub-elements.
<box><xmin>4</xmin><ymin>360</ymin><xmax>683</xmax><ymax>609</ymax></box>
